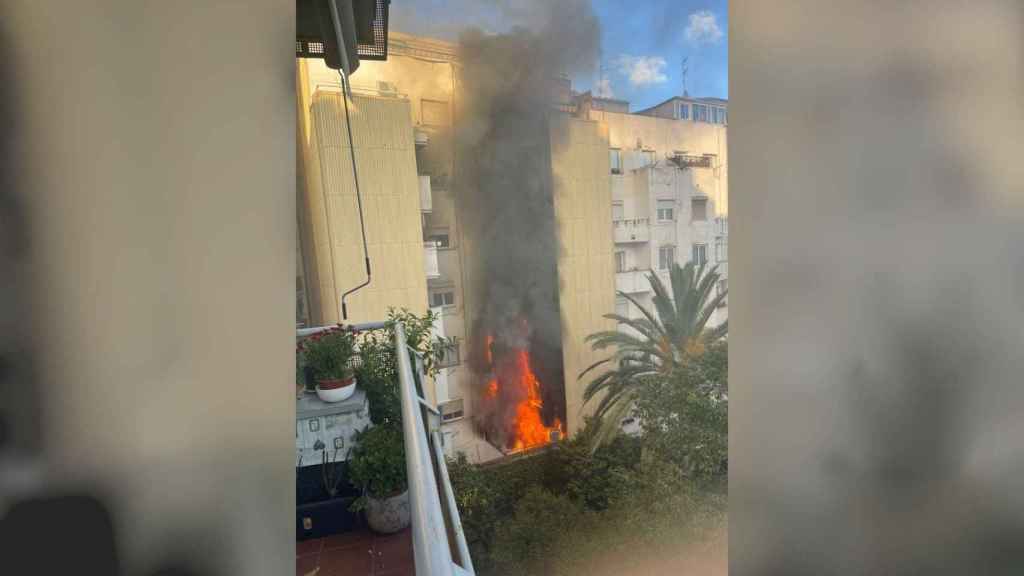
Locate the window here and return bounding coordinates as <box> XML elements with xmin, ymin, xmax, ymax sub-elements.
<box><xmin>430</xmin><ymin>290</ymin><xmax>455</xmax><ymax>308</ymax></box>
<box><xmin>692</xmin><ymin>243</ymin><xmax>708</xmax><ymax>266</ymax></box>
<box><xmin>691</xmin><ymin>197</ymin><xmax>708</xmax><ymax>221</ymax></box>
<box><xmin>715</xmin><ymin>238</ymin><xmax>728</xmax><ymax>262</ymax></box>
<box><xmin>612</xmin><ymin>201</ymin><xmax>624</xmax><ymax>220</ymax></box>
<box><xmin>440</xmin><ymin>399</ymin><xmax>464</xmax><ymax>422</ymax></box>
<box><xmin>615</xmin><ymin>296</ymin><xmax>628</xmax><ymax>320</ymax></box>
<box><xmin>427</xmin><ymin>232</ymin><xmax>451</xmax><ymax>249</ymax></box>
<box><xmin>721</xmin><ymin>108</ymin><xmax>727</xmax><ymax>124</ymax></box>
<box><xmin>615</xmin><ymin>251</ymin><xmax>626</xmax><ymax>273</ymax></box>
<box><xmin>658</xmin><ymin>245</ymin><xmax>675</xmax><ymax>270</ymax></box>
<box><xmin>712</xmin><ymin>107</ymin><xmax>723</xmax><ymax>124</ymax></box>
<box><xmin>716</xmin><ymin>217</ymin><xmax>729</xmax><ymax>236</ymax></box>
<box><xmin>717</xmin><ymin>278</ymin><xmax>728</xmax><ymax>308</ymax></box>
<box><xmin>421</xmin><ymin>99</ymin><xmax>450</xmax><ymax>126</ymax></box>
<box><xmin>641</xmin><ymin>150</ymin><xmax>656</xmax><ymax>167</ymax></box>
<box><xmin>656</xmin><ymin>199</ymin><xmax>675</xmax><ymax>222</ymax></box>
<box><xmin>692</xmin><ymin>103</ymin><xmax>708</xmax><ymax>122</ymax></box>
<box><xmin>437</xmin><ymin>339</ymin><xmax>461</xmax><ymax>368</ymax></box>
<box><xmin>609</xmin><ymin>149</ymin><xmax>622</xmax><ymax>174</ymax></box>
<box><xmin>677</xmin><ymin>102</ymin><xmax>689</xmax><ymax>120</ymax></box>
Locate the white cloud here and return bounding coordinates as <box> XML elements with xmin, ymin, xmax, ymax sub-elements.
<box><xmin>685</xmin><ymin>10</ymin><xmax>723</xmax><ymax>45</ymax></box>
<box><xmin>614</xmin><ymin>55</ymin><xmax>668</xmax><ymax>87</ymax></box>
<box><xmin>593</xmin><ymin>76</ymin><xmax>614</xmax><ymax>98</ymax></box>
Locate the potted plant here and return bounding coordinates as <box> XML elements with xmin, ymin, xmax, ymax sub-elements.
<box><xmin>301</xmin><ymin>326</ymin><xmax>358</xmax><ymax>403</ymax></box>
<box><xmin>347</xmin><ymin>423</ymin><xmax>410</xmax><ymax>533</ymax></box>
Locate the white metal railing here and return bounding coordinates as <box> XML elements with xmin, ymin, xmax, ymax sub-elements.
<box><xmin>393</xmin><ymin>323</ymin><xmax>474</xmax><ymax>576</ymax></box>
<box><xmin>297</xmin><ymin>322</ymin><xmax>474</xmax><ymax>575</ymax></box>
<box><xmin>612</xmin><ymin>218</ymin><xmax>650</xmax><ymax>244</ymax></box>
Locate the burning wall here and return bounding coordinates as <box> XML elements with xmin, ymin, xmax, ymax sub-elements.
<box><xmin>452</xmin><ymin>1</ymin><xmax>600</xmax><ymax>453</ymax></box>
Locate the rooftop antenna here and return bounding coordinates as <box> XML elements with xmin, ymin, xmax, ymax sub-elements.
<box><xmin>681</xmin><ymin>56</ymin><xmax>689</xmax><ymax>97</ymax></box>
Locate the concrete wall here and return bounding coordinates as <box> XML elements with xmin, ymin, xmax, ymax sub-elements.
<box><xmin>551</xmin><ymin>116</ymin><xmax>617</xmax><ymax>434</ymax></box>
<box><xmin>298</xmin><ymin>60</ymin><xmax>429</xmax><ymax>324</ymax></box>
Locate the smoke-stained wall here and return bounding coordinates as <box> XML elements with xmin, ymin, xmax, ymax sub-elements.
<box><xmin>452</xmin><ymin>0</ymin><xmax>601</xmax><ymax>445</ymax></box>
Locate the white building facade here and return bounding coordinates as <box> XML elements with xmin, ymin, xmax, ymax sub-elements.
<box><xmin>579</xmin><ymin>94</ymin><xmax>729</xmax><ymax>331</ymax></box>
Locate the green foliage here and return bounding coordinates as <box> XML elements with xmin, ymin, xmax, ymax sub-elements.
<box><xmin>300</xmin><ymin>327</ymin><xmax>357</xmax><ymax>381</ymax></box>
<box><xmin>487</xmin><ymin>487</ymin><xmax>596</xmax><ymax>575</ymax></box>
<box><xmin>351</xmin><ymin>307</ymin><xmax>454</xmax><ymax>426</ymax></box>
<box><xmin>634</xmin><ymin>347</ymin><xmax>728</xmax><ymax>479</ymax></box>
<box><xmin>456</xmin><ymin>442</ymin><xmax>726</xmax><ymax>576</ymax></box>
<box><xmin>347</xmin><ymin>423</ymin><xmax>407</xmax><ymax>508</ymax></box>
<box><xmin>580</xmin><ymin>261</ymin><xmax>728</xmax><ymax>447</ymax></box>
<box><xmin>385</xmin><ymin>308</ymin><xmax>453</xmax><ymax>379</ymax></box>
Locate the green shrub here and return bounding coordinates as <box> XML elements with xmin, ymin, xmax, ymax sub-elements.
<box><xmin>487</xmin><ymin>487</ymin><xmax>596</xmax><ymax>576</ymax></box>
<box><xmin>347</xmin><ymin>423</ymin><xmax>407</xmax><ymax>509</ymax></box>
<box><xmin>301</xmin><ymin>327</ymin><xmax>357</xmax><ymax>381</ymax></box>
<box><xmin>633</xmin><ymin>342</ymin><xmax>728</xmax><ymax>479</ymax></box>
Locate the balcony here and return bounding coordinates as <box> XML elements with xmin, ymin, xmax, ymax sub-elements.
<box><xmin>296</xmin><ymin>321</ymin><xmax>476</xmax><ymax>576</ymax></box>
<box><xmin>612</xmin><ymin>218</ymin><xmax>650</xmax><ymax>244</ymax></box>
<box><xmin>424</xmin><ymin>242</ymin><xmax>440</xmax><ymax>279</ymax></box>
<box><xmin>615</xmin><ymin>269</ymin><xmax>652</xmax><ymax>294</ymax></box>
<box><xmin>419</xmin><ymin>175</ymin><xmax>433</xmax><ymax>213</ymax></box>
<box><xmin>414</xmin><ymin>128</ymin><xmax>429</xmax><ymax>147</ymax></box>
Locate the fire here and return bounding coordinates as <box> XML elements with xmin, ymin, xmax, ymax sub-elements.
<box><xmin>481</xmin><ymin>333</ymin><xmax>563</xmax><ymax>453</ymax></box>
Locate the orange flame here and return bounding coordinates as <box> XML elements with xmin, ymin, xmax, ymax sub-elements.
<box><xmin>508</xmin><ymin>349</ymin><xmax>560</xmax><ymax>452</ymax></box>
<box><xmin>481</xmin><ymin>330</ymin><xmax>561</xmax><ymax>453</ymax></box>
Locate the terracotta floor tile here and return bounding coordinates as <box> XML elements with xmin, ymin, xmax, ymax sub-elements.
<box><xmin>296</xmin><ymin>553</ymin><xmax>320</xmax><ymax>576</ymax></box>
<box><xmin>323</xmin><ymin>529</ymin><xmax>374</xmax><ymax>552</ymax></box>
<box><xmin>371</xmin><ymin>529</ymin><xmax>413</xmax><ymax>574</ymax></box>
<box><xmin>374</xmin><ymin>565</ymin><xmax>415</xmax><ymax>576</ymax></box>
<box><xmin>320</xmin><ymin>544</ymin><xmax>375</xmax><ymax>576</ymax></box>
<box><xmin>297</xmin><ymin>538</ymin><xmax>323</xmax><ymax>558</ymax></box>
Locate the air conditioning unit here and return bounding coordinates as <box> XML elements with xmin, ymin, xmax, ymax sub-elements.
<box><xmin>439</xmin><ymin>398</ymin><xmax>464</xmax><ymax>423</ymax></box>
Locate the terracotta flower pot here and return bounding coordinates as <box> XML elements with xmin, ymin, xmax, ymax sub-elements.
<box><xmin>315</xmin><ymin>375</ymin><xmax>356</xmax><ymax>403</ymax></box>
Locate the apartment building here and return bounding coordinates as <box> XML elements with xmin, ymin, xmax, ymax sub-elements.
<box><xmin>576</xmin><ymin>93</ymin><xmax>729</xmax><ymax>330</ymax></box>
<box><xmin>297</xmin><ymin>32</ymin><xmax>614</xmax><ymax>463</ymax></box>
<box><xmin>296</xmin><ymin>31</ymin><xmax>727</xmax><ymax>463</ymax></box>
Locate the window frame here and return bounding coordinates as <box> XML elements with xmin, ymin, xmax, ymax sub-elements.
<box><xmin>609</xmin><ymin>148</ymin><xmax>623</xmax><ymax>175</ymax></box>
<box><xmin>715</xmin><ymin>238</ymin><xmax>728</xmax><ymax>263</ymax></box>
<box><xmin>691</xmin><ymin>197</ymin><xmax>708</xmax><ymax>222</ymax></box>
<box><xmin>658</xmin><ymin>245</ymin><xmax>676</xmax><ymax>270</ymax></box>
<box><xmin>427</xmin><ymin>231</ymin><xmax>452</xmax><ymax>249</ymax></box>
<box><xmin>692</xmin><ymin>243</ymin><xmax>708</xmax><ymax>266</ymax></box>
<box><xmin>615</xmin><ymin>250</ymin><xmax>626</xmax><ymax>273</ymax></box>
<box><xmin>656</xmin><ymin>199</ymin><xmax>675</xmax><ymax>223</ymax></box>
<box><xmin>430</xmin><ymin>290</ymin><xmax>456</xmax><ymax>308</ymax></box>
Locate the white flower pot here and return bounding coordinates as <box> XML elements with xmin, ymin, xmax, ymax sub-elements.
<box><xmin>315</xmin><ymin>377</ymin><xmax>356</xmax><ymax>403</ymax></box>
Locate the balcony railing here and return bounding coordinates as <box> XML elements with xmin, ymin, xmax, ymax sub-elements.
<box><xmin>615</xmin><ymin>268</ymin><xmax>652</xmax><ymax>294</ymax></box>
<box><xmin>419</xmin><ymin>175</ymin><xmax>433</xmax><ymax>212</ymax></box>
<box><xmin>668</xmin><ymin>153</ymin><xmax>713</xmax><ymax>169</ymax></box>
<box><xmin>424</xmin><ymin>242</ymin><xmax>441</xmax><ymax>279</ymax></box>
<box><xmin>612</xmin><ymin>218</ymin><xmax>650</xmax><ymax>244</ymax></box>
<box><xmin>298</xmin><ymin>321</ymin><xmax>475</xmax><ymax>576</ymax></box>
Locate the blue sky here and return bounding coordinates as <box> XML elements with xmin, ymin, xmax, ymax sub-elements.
<box><xmin>390</xmin><ymin>0</ymin><xmax>728</xmax><ymax>111</ymax></box>
<box><xmin>583</xmin><ymin>0</ymin><xmax>728</xmax><ymax>109</ymax></box>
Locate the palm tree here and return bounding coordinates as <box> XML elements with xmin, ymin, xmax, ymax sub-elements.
<box><xmin>579</xmin><ymin>261</ymin><xmax>727</xmax><ymax>447</ymax></box>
